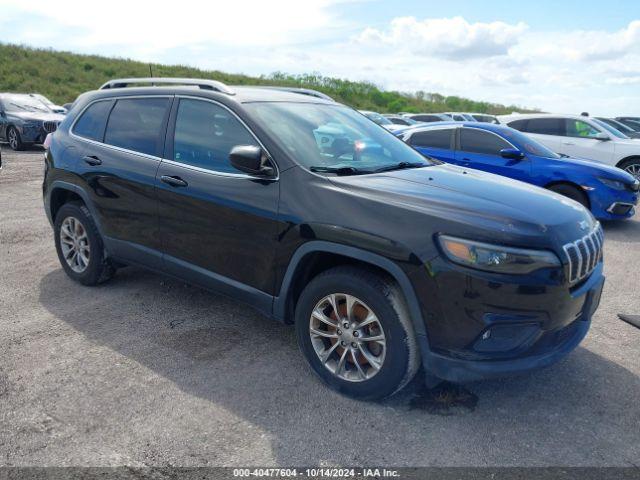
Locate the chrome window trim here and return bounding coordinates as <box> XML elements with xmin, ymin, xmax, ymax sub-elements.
<box><xmin>68</xmin><ymin>94</ymin><xmax>279</xmax><ymax>180</ymax></box>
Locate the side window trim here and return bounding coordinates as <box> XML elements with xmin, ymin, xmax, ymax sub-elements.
<box><xmin>163</xmin><ymin>95</ymin><xmax>278</xmax><ymax>179</ymax></box>
<box><xmin>70</xmin><ymin>95</ymin><xmax>173</xmax><ymax>160</ymax></box>
<box><xmin>458</xmin><ymin>127</ymin><xmax>516</xmax><ymax>155</ymax></box>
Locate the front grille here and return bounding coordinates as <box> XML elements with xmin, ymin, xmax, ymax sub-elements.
<box><xmin>43</xmin><ymin>121</ymin><xmax>58</xmax><ymax>133</ymax></box>
<box><xmin>562</xmin><ymin>223</ymin><xmax>604</xmax><ymax>285</ymax></box>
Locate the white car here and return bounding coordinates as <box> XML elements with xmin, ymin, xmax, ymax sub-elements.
<box><xmin>498</xmin><ymin>113</ymin><xmax>640</xmax><ymax>179</ymax></box>
<box><xmin>358</xmin><ymin>110</ymin><xmax>406</xmax><ymax>132</ymax></box>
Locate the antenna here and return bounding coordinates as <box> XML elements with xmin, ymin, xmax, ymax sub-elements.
<box><xmin>149</xmin><ymin>64</ymin><xmax>153</xmax><ymax>78</ymax></box>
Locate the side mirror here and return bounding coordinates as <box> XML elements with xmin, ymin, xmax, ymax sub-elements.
<box><xmin>500</xmin><ymin>148</ymin><xmax>525</xmax><ymax>160</ymax></box>
<box><xmin>594</xmin><ymin>132</ymin><xmax>610</xmax><ymax>141</ymax></box>
<box><xmin>230</xmin><ymin>145</ymin><xmax>275</xmax><ymax>177</ymax></box>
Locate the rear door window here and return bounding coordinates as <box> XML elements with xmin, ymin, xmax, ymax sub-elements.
<box><xmin>524</xmin><ymin>118</ymin><xmax>564</xmax><ymax>136</ymax></box>
<box><xmin>73</xmin><ymin>100</ymin><xmax>113</xmax><ymax>141</ymax></box>
<box><xmin>460</xmin><ymin>128</ymin><xmax>510</xmax><ymax>155</ymax></box>
<box><xmin>409</xmin><ymin>129</ymin><xmax>454</xmax><ymax>149</ymax></box>
<box><xmin>104</xmin><ymin>98</ymin><xmax>170</xmax><ymax>156</ymax></box>
<box><xmin>506</xmin><ymin>119</ymin><xmax>528</xmax><ymax>131</ymax></box>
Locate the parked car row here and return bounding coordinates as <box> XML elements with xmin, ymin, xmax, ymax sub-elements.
<box><xmin>394</xmin><ymin>121</ymin><xmax>639</xmax><ymax>220</ymax></box>
<box><xmin>42</xmin><ymin>77</ymin><xmax>613</xmax><ymax>400</ymax></box>
<box><xmin>498</xmin><ymin>113</ymin><xmax>640</xmax><ymax>179</ymax></box>
<box><xmin>0</xmin><ymin>93</ymin><xmax>65</xmax><ymax>150</ymax></box>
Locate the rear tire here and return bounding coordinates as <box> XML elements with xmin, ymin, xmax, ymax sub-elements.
<box><xmin>618</xmin><ymin>158</ymin><xmax>640</xmax><ymax>181</ymax></box>
<box><xmin>54</xmin><ymin>202</ymin><xmax>115</xmax><ymax>286</ymax></box>
<box><xmin>547</xmin><ymin>184</ymin><xmax>589</xmax><ymax>209</ymax></box>
<box><xmin>295</xmin><ymin>266</ymin><xmax>419</xmax><ymax>400</ymax></box>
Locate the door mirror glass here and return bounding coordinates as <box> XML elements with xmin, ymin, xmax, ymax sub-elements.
<box><xmin>500</xmin><ymin>148</ymin><xmax>525</xmax><ymax>160</ymax></box>
<box><xmin>230</xmin><ymin>145</ymin><xmax>274</xmax><ymax>177</ymax></box>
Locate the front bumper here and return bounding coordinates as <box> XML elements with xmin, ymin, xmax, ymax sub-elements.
<box><xmin>412</xmin><ymin>259</ymin><xmax>605</xmax><ymax>383</ymax></box>
<box><xmin>19</xmin><ymin>123</ymin><xmax>55</xmax><ymax>144</ymax></box>
<box><xmin>590</xmin><ymin>187</ymin><xmax>637</xmax><ymax>220</ymax></box>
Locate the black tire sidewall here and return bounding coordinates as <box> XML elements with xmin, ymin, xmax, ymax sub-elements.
<box><xmin>295</xmin><ymin>269</ymin><xmax>412</xmax><ymax>400</ymax></box>
<box><xmin>54</xmin><ymin>203</ymin><xmax>105</xmax><ymax>285</ymax></box>
<box><xmin>548</xmin><ymin>184</ymin><xmax>589</xmax><ymax>208</ymax></box>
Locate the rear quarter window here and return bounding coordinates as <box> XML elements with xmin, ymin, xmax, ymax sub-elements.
<box><xmin>72</xmin><ymin>100</ymin><xmax>113</xmax><ymax>141</ymax></box>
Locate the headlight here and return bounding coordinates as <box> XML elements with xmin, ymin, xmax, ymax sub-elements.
<box><xmin>598</xmin><ymin>177</ymin><xmax>626</xmax><ymax>190</ymax></box>
<box><xmin>438</xmin><ymin>235</ymin><xmax>561</xmax><ymax>274</ymax></box>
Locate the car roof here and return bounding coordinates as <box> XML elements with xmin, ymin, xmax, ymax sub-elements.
<box><xmin>398</xmin><ymin>121</ymin><xmax>513</xmax><ymax>135</ymax></box>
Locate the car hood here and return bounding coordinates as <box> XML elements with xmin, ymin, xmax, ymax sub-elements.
<box><xmin>328</xmin><ymin>163</ymin><xmax>595</xmax><ymax>248</ymax></box>
<box><xmin>8</xmin><ymin>111</ymin><xmax>65</xmax><ymax>122</ymax></box>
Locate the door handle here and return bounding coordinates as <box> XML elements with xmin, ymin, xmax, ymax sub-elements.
<box><xmin>83</xmin><ymin>155</ymin><xmax>102</xmax><ymax>166</ymax></box>
<box><xmin>562</xmin><ymin>142</ymin><xmax>575</xmax><ymax>146</ymax></box>
<box><xmin>161</xmin><ymin>175</ymin><xmax>188</xmax><ymax>187</ymax></box>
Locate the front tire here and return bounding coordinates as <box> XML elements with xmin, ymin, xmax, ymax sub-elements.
<box><xmin>7</xmin><ymin>126</ymin><xmax>24</xmax><ymax>151</ymax></box>
<box><xmin>54</xmin><ymin>202</ymin><xmax>114</xmax><ymax>286</ymax></box>
<box><xmin>547</xmin><ymin>184</ymin><xmax>589</xmax><ymax>209</ymax></box>
<box><xmin>295</xmin><ymin>266</ymin><xmax>419</xmax><ymax>400</ymax></box>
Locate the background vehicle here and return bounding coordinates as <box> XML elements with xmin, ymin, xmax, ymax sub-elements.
<box><xmin>359</xmin><ymin>110</ymin><xmax>406</xmax><ymax>131</ymax></box>
<box><xmin>29</xmin><ymin>93</ymin><xmax>67</xmax><ymax>114</ymax></box>
<box><xmin>615</xmin><ymin>117</ymin><xmax>640</xmax><ymax>132</ymax></box>
<box><xmin>383</xmin><ymin>114</ymin><xmax>419</xmax><ymax>126</ymax></box>
<box><xmin>44</xmin><ymin>78</ymin><xmax>605</xmax><ymax>400</ymax></box>
<box><xmin>469</xmin><ymin>113</ymin><xmax>499</xmax><ymax>124</ymax></box>
<box><xmin>444</xmin><ymin>112</ymin><xmax>477</xmax><ymax>122</ymax></box>
<box><xmin>397</xmin><ymin>122</ymin><xmax>639</xmax><ymax>220</ymax></box>
<box><xmin>0</xmin><ymin>93</ymin><xmax>64</xmax><ymax>150</ymax></box>
<box><xmin>499</xmin><ymin>113</ymin><xmax>640</xmax><ymax>179</ymax></box>
<box><xmin>596</xmin><ymin>117</ymin><xmax>640</xmax><ymax>139</ymax></box>
<box><xmin>404</xmin><ymin>113</ymin><xmax>452</xmax><ymax>123</ymax></box>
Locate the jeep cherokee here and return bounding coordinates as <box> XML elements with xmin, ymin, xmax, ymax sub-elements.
<box><xmin>43</xmin><ymin>78</ymin><xmax>605</xmax><ymax>400</ymax></box>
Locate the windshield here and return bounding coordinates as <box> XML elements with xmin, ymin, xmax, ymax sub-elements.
<box><xmin>592</xmin><ymin>118</ymin><xmax>629</xmax><ymax>139</ymax></box>
<box><xmin>500</xmin><ymin>128</ymin><xmax>562</xmax><ymax>159</ymax></box>
<box><xmin>245</xmin><ymin>103</ymin><xmax>433</xmax><ymax>174</ymax></box>
<box><xmin>2</xmin><ymin>94</ymin><xmax>52</xmax><ymax>113</ymax></box>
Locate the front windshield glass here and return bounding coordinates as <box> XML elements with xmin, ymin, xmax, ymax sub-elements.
<box><xmin>245</xmin><ymin>103</ymin><xmax>433</xmax><ymax>174</ymax></box>
<box><xmin>500</xmin><ymin>128</ymin><xmax>562</xmax><ymax>159</ymax></box>
<box><xmin>592</xmin><ymin>118</ymin><xmax>629</xmax><ymax>139</ymax></box>
<box><xmin>3</xmin><ymin>94</ymin><xmax>52</xmax><ymax>113</ymax></box>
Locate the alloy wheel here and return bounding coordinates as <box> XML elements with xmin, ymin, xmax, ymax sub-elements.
<box><xmin>624</xmin><ymin>163</ymin><xmax>640</xmax><ymax>180</ymax></box>
<box><xmin>309</xmin><ymin>293</ymin><xmax>386</xmax><ymax>382</ymax></box>
<box><xmin>8</xmin><ymin>128</ymin><xmax>18</xmax><ymax>150</ymax></box>
<box><xmin>59</xmin><ymin>216</ymin><xmax>91</xmax><ymax>273</ymax></box>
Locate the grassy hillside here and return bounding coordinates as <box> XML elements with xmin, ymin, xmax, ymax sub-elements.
<box><xmin>0</xmin><ymin>43</ymin><xmax>535</xmax><ymax>114</ymax></box>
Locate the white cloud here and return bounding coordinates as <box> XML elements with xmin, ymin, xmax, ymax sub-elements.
<box><xmin>355</xmin><ymin>16</ymin><xmax>528</xmax><ymax>60</ymax></box>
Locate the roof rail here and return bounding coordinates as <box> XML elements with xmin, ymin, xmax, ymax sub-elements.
<box><xmin>258</xmin><ymin>86</ymin><xmax>334</xmax><ymax>101</ymax></box>
<box><xmin>99</xmin><ymin>77</ymin><xmax>235</xmax><ymax>95</ymax></box>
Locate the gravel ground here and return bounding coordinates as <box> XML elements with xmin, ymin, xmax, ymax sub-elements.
<box><xmin>0</xmin><ymin>147</ymin><xmax>639</xmax><ymax>467</ymax></box>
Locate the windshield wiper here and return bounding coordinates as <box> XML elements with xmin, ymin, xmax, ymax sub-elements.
<box><xmin>372</xmin><ymin>161</ymin><xmax>426</xmax><ymax>173</ymax></box>
<box><xmin>309</xmin><ymin>165</ymin><xmax>363</xmax><ymax>176</ymax></box>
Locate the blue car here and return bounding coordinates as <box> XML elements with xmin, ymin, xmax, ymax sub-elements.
<box><xmin>396</xmin><ymin>122</ymin><xmax>639</xmax><ymax>220</ymax></box>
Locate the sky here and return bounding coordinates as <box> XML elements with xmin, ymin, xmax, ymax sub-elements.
<box><xmin>2</xmin><ymin>0</ymin><xmax>640</xmax><ymax>115</ymax></box>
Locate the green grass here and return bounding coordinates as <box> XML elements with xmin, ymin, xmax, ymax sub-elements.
<box><xmin>0</xmin><ymin>43</ymin><xmax>536</xmax><ymax>114</ymax></box>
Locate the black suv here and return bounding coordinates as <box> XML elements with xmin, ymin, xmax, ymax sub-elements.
<box><xmin>44</xmin><ymin>78</ymin><xmax>605</xmax><ymax>399</ymax></box>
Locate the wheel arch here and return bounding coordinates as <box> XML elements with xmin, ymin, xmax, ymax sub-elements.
<box><xmin>544</xmin><ymin>180</ymin><xmax>591</xmax><ymax>210</ymax></box>
<box><xmin>274</xmin><ymin>241</ymin><xmax>428</xmax><ymax>336</ymax></box>
<box><xmin>47</xmin><ymin>181</ymin><xmax>104</xmax><ymax>235</ymax></box>
<box><xmin>616</xmin><ymin>155</ymin><xmax>640</xmax><ymax>169</ymax></box>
